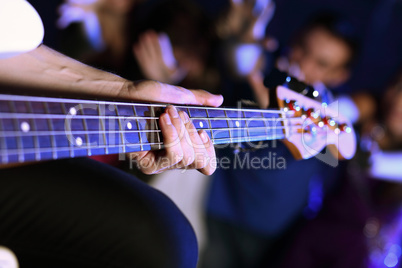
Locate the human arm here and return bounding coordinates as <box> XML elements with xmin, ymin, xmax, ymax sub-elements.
<box><xmin>0</xmin><ymin>45</ymin><xmax>223</xmax><ymax>175</ymax></box>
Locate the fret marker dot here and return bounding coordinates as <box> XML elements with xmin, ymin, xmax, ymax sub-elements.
<box><xmin>69</xmin><ymin>107</ymin><xmax>77</xmax><ymax>116</ymax></box>
<box><xmin>235</xmin><ymin>121</ymin><xmax>240</xmax><ymax>127</ymax></box>
<box><xmin>20</xmin><ymin>121</ymin><xmax>30</xmax><ymax>133</ymax></box>
<box><xmin>127</xmin><ymin>122</ymin><xmax>133</xmax><ymax>130</ymax></box>
<box><xmin>76</xmin><ymin>137</ymin><xmax>83</xmax><ymax>147</ymax></box>
<box><xmin>199</xmin><ymin>122</ymin><xmax>204</xmax><ymax>128</ymax></box>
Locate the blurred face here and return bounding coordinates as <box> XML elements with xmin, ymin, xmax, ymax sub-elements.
<box><xmin>290</xmin><ymin>27</ymin><xmax>352</xmax><ymax>87</ymax></box>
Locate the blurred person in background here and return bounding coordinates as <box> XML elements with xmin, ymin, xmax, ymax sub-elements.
<box><xmin>213</xmin><ymin>0</ymin><xmax>278</xmax><ymax>108</ymax></box>
<box><xmin>200</xmin><ymin>12</ymin><xmax>360</xmax><ymax>268</ymax></box>
<box><xmin>247</xmin><ymin>13</ymin><xmax>358</xmax><ymax>109</ymax></box>
<box><xmin>57</xmin><ymin>0</ymin><xmax>143</xmax><ymax>76</ymax></box>
<box><xmin>278</xmin><ymin>72</ymin><xmax>402</xmax><ymax>268</ymax></box>
<box><xmin>131</xmin><ymin>0</ymin><xmax>220</xmax><ymax>91</ymax></box>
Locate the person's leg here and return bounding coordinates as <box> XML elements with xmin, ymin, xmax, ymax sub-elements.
<box><xmin>200</xmin><ymin>216</ymin><xmax>272</xmax><ymax>268</ymax></box>
<box><xmin>0</xmin><ymin>158</ymin><xmax>198</xmax><ymax>268</ymax></box>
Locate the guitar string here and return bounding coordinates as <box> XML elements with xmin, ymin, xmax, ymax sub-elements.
<box><xmin>0</xmin><ymin>129</ymin><xmax>309</xmax><ymax>156</ymax></box>
<box><xmin>0</xmin><ymin>114</ymin><xmax>335</xmax><ymax>139</ymax></box>
<box><xmin>0</xmin><ymin>126</ymin><xmax>291</xmax><ymax>137</ymax></box>
<box><xmin>0</xmin><ymin>94</ymin><xmax>294</xmax><ymax>115</ymax></box>
<box><xmin>0</xmin><ymin>114</ymin><xmax>310</xmax><ymax>135</ymax></box>
<box><xmin>0</xmin><ymin>113</ymin><xmax>301</xmax><ymax>121</ymax></box>
<box><xmin>0</xmin><ymin>126</ymin><xmax>336</xmax><ymax>157</ymax></box>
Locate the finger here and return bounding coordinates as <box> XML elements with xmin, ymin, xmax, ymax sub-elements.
<box><xmin>179</xmin><ymin>113</ymin><xmax>215</xmax><ymax>174</ymax></box>
<box><xmin>129</xmin><ymin>81</ymin><xmax>224</xmax><ymax>107</ymax></box>
<box><xmin>148</xmin><ymin>31</ymin><xmax>164</xmax><ymax>63</ymax></box>
<box><xmin>133</xmin><ymin>43</ymin><xmax>146</xmax><ymax>62</ymax></box>
<box><xmin>143</xmin><ymin>30</ymin><xmax>161</xmax><ymax>61</ymax></box>
<box><xmin>158</xmin><ymin>32</ymin><xmax>177</xmax><ymax>69</ymax></box>
<box><xmin>189</xmin><ymin>89</ymin><xmax>224</xmax><ymax>107</ymax></box>
<box><xmin>133</xmin><ymin>111</ymin><xmax>183</xmax><ymax>174</ymax></box>
<box><xmin>138</xmin><ymin>32</ymin><xmax>155</xmax><ymax>61</ymax></box>
<box><xmin>197</xmin><ymin>130</ymin><xmax>216</xmax><ymax>175</ymax></box>
<box><xmin>167</xmin><ymin>107</ymin><xmax>195</xmax><ymax>168</ymax></box>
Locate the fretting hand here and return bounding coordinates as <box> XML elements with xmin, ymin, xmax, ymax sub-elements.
<box><xmin>121</xmin><ymin>80</ymin><xmax>223</xmax><ymax>175</ymax></box>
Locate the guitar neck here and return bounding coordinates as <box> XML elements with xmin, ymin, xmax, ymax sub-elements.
<box><xmin>0</xmin><ymin>94</ymin><xmax>288</xmax><ymax>165</ymax></box>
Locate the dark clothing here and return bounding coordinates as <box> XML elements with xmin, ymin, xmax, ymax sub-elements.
<box><xmin>200</xmin><ymin>216</ymin><xmax>275</xmax><ymax>268</ymax></box>
<box><xmin>0</xmin><ymin>158</ymin><xmax>198</xmax><ymax>268</ymax></box>
<box><xmin>279</xmin><ymin>175</ymin><xmax>370</xmax><ymax>268</ymax></box>
<box><xmin>206</xmin><ymin>143</ymin><xmax>337</xmax><ymax>237</ymax></box>
<box><xmin>203</xmin><ymin>142</ymin><xmax>339</xmax><ymax>268</ymax></box>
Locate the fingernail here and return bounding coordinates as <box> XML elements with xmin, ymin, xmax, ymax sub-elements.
<box><xmin>168</xmin><ymin>106</ymin><xmax>179</xmax><ymax>118</ymax></box>
<box><xmin>163</xmin><ymin>113</ymin><xmax>172</xmax><ymax>125</ymax></box>
<box><xmin>200</xmin><ymin>131</ymin><xmax>209</xmax><ymax>143</ymax></box>
<box><xmin>180</xmin><ymin>111</ymin><xmax>190</xmax><ymax>123</ymax></box>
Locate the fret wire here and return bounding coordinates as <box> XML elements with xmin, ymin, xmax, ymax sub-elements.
<box><xmin>98</xmin><ymin>103</ymin><xmax>108</xmax><ymax>155</ymax></box>
<box><xmin>133</xmin><ymin>105</ymin><xmax>143</xmax><ymax>151</ymax></box>
<box><xmin>43</xmin><ymin>102</ymin><xmax>57</xmax><ymax>159</ymax></box>
<box><xmin>80</xmin><ymin>105</ymin><xmax>91</xmax><ymax>156</ymax></box>
<box><xmin>150</xmin><ymin>106</ymin><xmax>162</xmax><ymax>150</ymax></box>
<box><xmin>282</xmin><ymin>110</ymin><xmax>291</xmax><ymax>139</ymax></box>
<box><xmin>115</xmin><ymin>104</ymin><xmax>126</xmax><ymax>153</ymax></box>
<box><xmin>205</xmin><ymin>109</ymin><xmax>214</xmax><ymax>140</ymax></box>
<box><xmin>244</xmin><ymin>110</ymin><xmax>251</xmax><ymax>142</ymax></box>
<box><xmin>27</xmin><ymin>101</ymin><xmax>41</xmax><ymax>161</ymax></box>
<box><xmin>9</xmin><ymin>100</ymin><xmax>25</xmax><ymax>162</ymax></box>
<box><xmin>60</xmin><ymin>101</ymin><xmax>74</xmax><ymax>158</ymax></box>
<box><xmin>0</xmin><ymin>94</ymin><xmax>287</xmax><ymax>115</ymax></box>
<box><xmin>0</xmin><ymin>114</ymin><xmax>7</xmax><ymax>163</ymax></box>
<box><xmin>260</xmin><ymin>111</ymin><xmax>269</xmax><ymax>138</ymax></box>
<box><xmin>223</xmin><ymin>109</ymin><xmax>232</xmax><ymax>144</ymax></box>
<box><xmin>0</xmin><ymin>129</ymin><xmax>309</xmax><ymax>157</ymax></box>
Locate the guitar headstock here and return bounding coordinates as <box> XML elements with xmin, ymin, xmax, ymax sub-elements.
<box><xmin>276</xmin><ymin>85</ymin><xmax>356</xmax><ymax>161</ymax></box>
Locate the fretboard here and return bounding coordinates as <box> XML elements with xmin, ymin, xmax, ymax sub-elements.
<box><xmin>0</xmin><ymin>94</ymin><xmax>288</xmax><ymax>165</ymax></box>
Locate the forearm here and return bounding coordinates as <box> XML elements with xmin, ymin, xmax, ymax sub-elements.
<box><xmin>0</xmin><ymin>45</ymin><xmax>130</xmax><ymax>98</ymax></box>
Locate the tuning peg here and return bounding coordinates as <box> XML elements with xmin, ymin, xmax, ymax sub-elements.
<box><xmin>288</xmin><ymin>100</ymin><xmax>301</xmax><ymax>112</ymax></box>
<box><xmin>321</xmin><ymin>117</ymin><xmax>337</xmax><ymax>127</ymax></box>
<box><xmin>328</xmin><ymin>119</ymin><xmax>336</xmax><ymax>127</ymax></box>
<box><xmin>317</xmin><ymin>120</ymin><xmax>325</xmax><ymax>128</ymax></box>
<box><xmin>306</xmin><ymin>108</ymin><xmax>319</xmax><ymax>119</ymax></box>
<box><xmin>339</xmin><ymin>123</ymin><xmax>352</xmax><ymax>134</ymax></box>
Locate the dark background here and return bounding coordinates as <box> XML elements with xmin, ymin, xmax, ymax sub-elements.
<box><xmin>28</xmin><ymin>0</ymin><xmax>402</xmax><ymax>95</ymax></box>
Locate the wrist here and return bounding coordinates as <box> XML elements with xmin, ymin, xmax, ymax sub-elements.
<box><xmin>116</xmin><ymin>80</ymin><xmax>136</xmax><ymax>99</ymax></box>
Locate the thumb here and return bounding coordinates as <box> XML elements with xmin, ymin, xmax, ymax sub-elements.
<box><xmin>189</xmin><ymin>89</ymin><xmax>224</xmax><ymax>107</ymax></box>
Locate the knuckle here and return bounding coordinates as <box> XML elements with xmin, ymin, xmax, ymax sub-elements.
<box><xmin>181</xmin><ymin>150</ymin><xmax>195</xmax><ymax>166</ymax></box>
<box><xmin>170</xmin><ymin>151</ymin><xmax>184</xmax><ymax>165</ymax></box>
